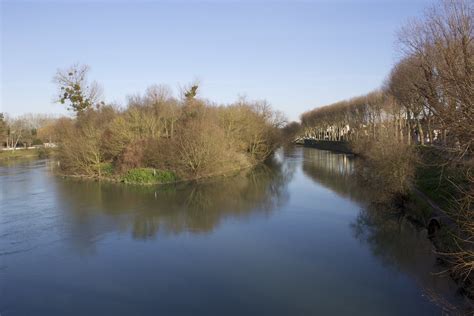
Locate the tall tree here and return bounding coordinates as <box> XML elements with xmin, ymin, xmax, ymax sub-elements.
<box><xmin>54</xmin><ymin>64</ymin><xmax>104</xmax><ymax>114</ymax></box>
<box><xmin>0</xmin><ymin>113</ymin><xmax>7</xmax><ymax>147</ymax></box>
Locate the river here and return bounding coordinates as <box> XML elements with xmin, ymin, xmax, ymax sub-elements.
<box><xmin>0</xmin><ymin>146</ymin><xmax>470</xmax><ymax>315</ymax></box>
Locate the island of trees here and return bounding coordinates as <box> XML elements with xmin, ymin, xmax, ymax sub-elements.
<box><xmin>0</xmin><ymin>66</ymin><xmax>285</xmax><ymax>181</ymax></box>
<box><xmin>47</xmin><ymin>65</ymin><xmax>285</xmax><ymax>184</ymax></box>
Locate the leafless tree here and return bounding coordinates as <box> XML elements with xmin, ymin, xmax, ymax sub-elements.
<box><xmin>54</xmin><ymin>64</ymin><xmax>104</xmax><ymax>114</ymax></box>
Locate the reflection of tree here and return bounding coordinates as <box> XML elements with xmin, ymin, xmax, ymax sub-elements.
<box><xmin>301</xmin><ymin>148</ymin><xmax>429</xmax><ymax>268</ymax></box>
<box><xmin>352</xmin><ymin>206</ymin><xmax>471</xmax><ymax>314</ymax></box>
<box><xmin>54</xmin><ymin>157</ymin><xmax>292</xmax><ymax>242</ymax></box>
<box><xmin>352</xmin><ymin>206</ymin><xmax>429</xmax><ymax>269</ymax></box>
<box><xmin>301</xmin><ymin>147</ymin><xmax>469</xmax><ymax>313</ymax></box>
<box><xmin>301</xmin><ymin>148</ymin><xmax>430</xmax><ymax>271</ymax></box>
<box><xmin>301</xmin><ymin>149</ymin><xmax>368</xmax><ymax>202</ymax></box>
<box><xmin>301</xmin><ymin>148</ymin><xmax>394</xmax><ymax>204</ymax></box>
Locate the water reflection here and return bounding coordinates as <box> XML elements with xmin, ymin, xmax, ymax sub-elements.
<box><xmin>354</xmin><ymin>206</ymin><xmax>474</xmax><ymax>313</ymax></box>
<box><xmin>300</xmin><ymin>148</ymin><xmax>471</xmax><ymax>313</ymax></box>
<box><xmin>2</xmin><ymin>147</ymin><xmax>472</xmax><ymax>315</ymax></box>
<box><xmin>54</xmin><ymin>158</ymin><xmax>293</xmax><ymax>242</ymax></box>
<box><xmin>301</xmin><ymin>149</ymin><xmax>367</xmax><ymax>202</ymax></box>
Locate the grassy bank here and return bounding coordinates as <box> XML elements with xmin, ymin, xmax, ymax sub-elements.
<box><xmin>58</xmin><ymin>163</ymin><xmax>255</xmax><ymax>186</ymax></box>
<box><xmin>412</xmin><ymin>146</ymin><xmax>473</xmax><ymax>297</ymax></box>
<box><xmin>345</xmin><ymin>141</ymin><xmax>472</xmax><ymax>297</ymax></box>
<box><xmin>415</xmin><ymin>146</ymin><xmax>469</xmax><ymax>213</ymax></box>
<box><xmin>0</xmin><ymin>148</ymin><xmax>55</xmax><ymax>162</ymax></box>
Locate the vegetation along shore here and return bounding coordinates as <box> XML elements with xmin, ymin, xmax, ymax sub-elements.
<box><xmin>0</xmin><ymin>0</ymin><xmax>472</xmax><ymax>307</ymax></box>
<box><xmin>298</xmin><ymin>0</ymin><xmax>473</xmax><ymax>297</ymax></box>
<box><xmin>48</xmin><ymin>65</ymin><xmax>285</xmax><ymax>185</ymax></box>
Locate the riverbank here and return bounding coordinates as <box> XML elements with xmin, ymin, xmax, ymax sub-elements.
<box><xmin>302</xmin><ymin>142</ymin><xmax>472</xmax><ymax>300</ymax></box>
<box><xmin>0</xmin><ymin>148</ymin><xmax>54</xmax><ymax>162</ymax></box>
<box><xmin>303</xmin><ymin>139</ymin><xmax>353</xmax><ymax>154</ymax></box>
<box><xmin>301</xmin><ymin>141</ymin><xmax>462</xmax><ymax>224</ymax></box>
<box><xmin>57</xmin><ymin>162</ymin><xmax>257</xmax><ymax>186</ymax></box>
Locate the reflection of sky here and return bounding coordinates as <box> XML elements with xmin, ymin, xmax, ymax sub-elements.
<box><xmin>300</xmin><ymin>148</ymin><xmax>364</xmax><ymax>204</ymax></box>
<box><xmin>0</xmin><ymin>158</ymin><xmax>292</xmax><ymax>257</ymax></box>
<box><xmin>1</xmin><ymin>148</ymin><xmax>466</xmax><ymax>315</ymax></box>
<box><xmin>303</xmin><ymin>149</ymin><xmax>354</xmax><ymax>176</ymax></box>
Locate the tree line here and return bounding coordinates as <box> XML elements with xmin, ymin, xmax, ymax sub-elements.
<box><xmin>300</xmin><ymin>0</ymin><xmax>473</xmax><ymax>294</ymax></box>
<box><xmin>0</xmin><ymin>113</ymin><xmax>59</xmax><ymax>149</ymax></box>
<box><xmin>302</xmin><ymin>0</ymin><xmax>472</xmax><ymax>152</ymax></box>
<box><xmin>48</xmin><ymin>64</ymin><xmax>285</xmax><ymax>182</ymax></box>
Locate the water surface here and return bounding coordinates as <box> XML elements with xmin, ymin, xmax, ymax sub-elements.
<box><xmin>0</xmin><ymin>147</ymin><xmax>468</xmax><ymax>315</ymax></box>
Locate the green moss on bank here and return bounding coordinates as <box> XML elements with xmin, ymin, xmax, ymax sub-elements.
<box><xmin>58</xmin><ymin>163</ymin><xmax>256</xmax><ymax>187</ymax></box>
<box><xmin>121</xmin><ymin>168</ymin><xmax>178</xmax><ymax>184</ymax></box>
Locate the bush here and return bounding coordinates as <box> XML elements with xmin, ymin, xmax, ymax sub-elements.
<box><xmin>98</xmin><ymin>162</ymin><xmax>114</xmax><ymax>176</ymax></box>
<box><xmin>352</xmin><ymin>131</ymin><xmax>417</xmax><ymax>201</ymax></box>
<box><xmin>121</xmin><ymin>168</ymin><xmax>177</xmax><ymax>184</ymax></box>
<box><xmin>32</xmin><ymin>139</ymin><xmax>43</xmax><ymax>146</ymax></box>
<box><xmin>54</xmin><ymin>84</ymin><xmax>282</xmax><ymax>181</ymax></box>
<box><xmin>37</xmin><ymin>147</ymin><xmax>52</xmax><ymax>159</ymax></box>
<box><xmin>116</xmin><ymin>140</ymin><xmax>146</xmax><ymax>172</ymax></box>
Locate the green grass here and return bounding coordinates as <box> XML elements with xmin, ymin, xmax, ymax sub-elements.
<box><xmin>97</xmin><ymin>162</ymin><xmax>114</xmax><ymax>176</ymax></box>
<box><xmin>0</xmin><ymin>149</ymin><xmax>41</xmax><ymax>161</ymax></box>
<box><xmin>415</xmin><ymin>146</ymin><xmax>468</xmax><ymax>213</ymax></box>
<box><xmin>121</xmin><ymin>168</ymin><xmax>177</xmax><ymax>184</ymax></box>
<box><xmin>0</xmin><ymin>148</ymin><xmax>58</xmax><ymax>162</ymax></box>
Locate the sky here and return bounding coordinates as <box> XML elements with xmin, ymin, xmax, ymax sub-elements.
<box><xmin>1</xmin><ymin>0</ymin><xmax>432</xmax><ymax>121</ymax></box>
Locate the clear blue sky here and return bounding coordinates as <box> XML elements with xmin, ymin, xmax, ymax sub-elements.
<box><xmin>1</xmin><ymin>0</ymin><xmax>431</xmax><ymax>121</ymax></box>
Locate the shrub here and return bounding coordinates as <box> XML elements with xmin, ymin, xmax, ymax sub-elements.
<box><xmin>53</xmin><ymin>82</ymin><xmax>282</xmax><ymax>181</ymax></box>
<box><xmin>37</xmin><ymin>147</ymin><xmax>52</xmax><ymax>159</ymax></box>
<box><xmin>121</xmin><ymin>168</ymin><xmax>177</xmax><ymax>184</ymax></box>
<box><xmin>32</xmin><ymin>139</ymin><xmax>43</xmax><ymax>146</ymax></box>
<box><xmin>352</xmin><ymin>131</ymin><xmax>417</xmax><ymax>201</ymax></box>
<box><xmin>116</xmin><ymin>140</ymin><xmax>146</xmax><ymax>172</ymax></box>
<box><xmin>98</xmin><ymin>162</ymin><xmax>114</xmax><ymax>176</ymax></box>
<box><xmin>174</xmin><ymin>117</ymin><xmax>232</xmax><ymax>177</ymax></box>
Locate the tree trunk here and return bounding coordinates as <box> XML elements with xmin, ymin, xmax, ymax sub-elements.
<box><xmin>407</xmin><ymin>123</ymin><xmax>411</xmax><ymax>146</ymax></box>
<box><xmin>427</xmin><ymin>118</ymin><xmax>433</xmax><ymax>144</ymax></box>
<box><xmin>416</xmin><ymin>119</ymin><xmax>425</xmax><ymax>145</ymax></box>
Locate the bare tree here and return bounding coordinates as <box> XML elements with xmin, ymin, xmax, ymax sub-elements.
<box><xmin>54</xmin><ymin>64</ymin><xmax>104</xmax><ymax>114</ymax></box>
<box><xmin>0</xmin><ymin>113</ymin><xmax>7</xmax><ymax>148</ymax></box>
<box><xmin>398</xmin><ymin>0</ymin><xmax>473</xmax><ymax>153</ymax></box>
<box><xmin>6</xmin><ymin>117</ymin><xmax>31</xmax><ymax>149</ymax></box>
